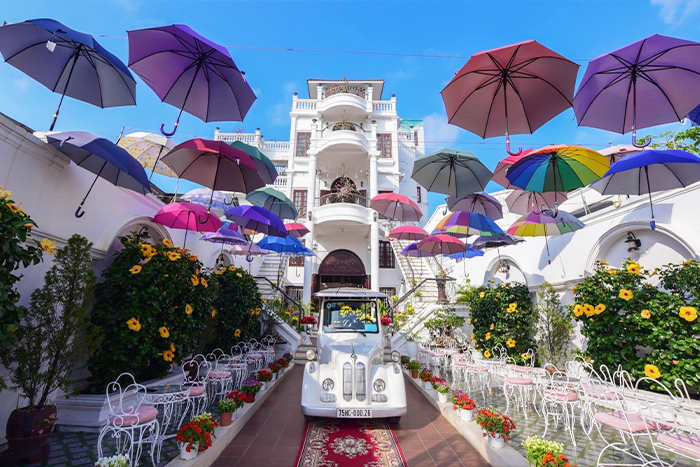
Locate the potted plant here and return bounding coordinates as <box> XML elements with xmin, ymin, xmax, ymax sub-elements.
<box><xmin>94</xmin><ymin>455</ymin><xmax>130</xmax><ymax>467</ymax></box>
<box><xmin>381</xmin><ymin>316</ymin><xmax>393</xmax><ymax>334</ymax></box>
<box><xmin>256</xmin><ymin>368</ymin><xmax>272</xmax><ymax>391</ymax></box>
<box><xmin>277</xmin><ymin>357</ymin><xmax>290</xmax><ymax>374</ymax></box>
<box><xmin>406</xmin><ymin>360</ymin><xmax>421</xmax><ymax>379</ymax></box>
<box><xmin>435</xmin><ymin>381</ymin><xmax>451</xmax><ymax>403</ymax></box>
<box><xmin>268</xmin><ymin>362</ymin><xmax>282</xmax><ymax>381</ymax></box>
<box><xmin>224</xmin><ymin>390</ymin><xmax>246</xmax><ymax>421</ymax></box>
<box><xmin>241</xmin><ymin>379</ymin><xmax>263</xmax><ymax>403</ymax></box>
<box><xmin>522</xmin><ymin>436</ymin><xmax>578</xmax><ymax>467</ymax></box>
<box><xmin>404</xmin><ymin>332</ymin><xmax>418</xmax><ymax>359</ymax></box>
<box><xmin>400</xmin><ymin>355</ymin><xmax>411</xmax><ymax>367</ymax></box>
<box><xmin>192</xmin><ymin>413</ymin><xmax>217</xmax><ymax>451</ymax></box>
<box><xmin>430</xmin><ymin>377</ymin><xmax>446</xmax><ymax>400</ymax></box>
<box><xmin>218</xmin><ymin>398</ymin><xmax>237</xmax><ymax>427</ymax></box>
<box><xmin>451</xmin><ymin>390</ymin><xmax>476</xmax><ymax>422</ymax></box>
<box><xmin>283</xmin><ymin>352</ymin><xmax>293</xmax><ymax>363</ymax></box>
<box><xmin>475</xmin><ymin>407</ymin><xmax>516</xmax><ymax>449</ymax></box>
<box><xmin>1</xmin><ymin>235</ymin><xmax>97</xmax><ymax>465</ymax></box>
<box><xmin>419</xmin><ymin>369</ymin><xmax>434</xmax><ymax>390</ymax></box>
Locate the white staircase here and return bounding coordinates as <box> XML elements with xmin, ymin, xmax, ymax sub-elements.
<box><xmin>255</xmin><ymin>254</ymin><xmax>287</xmax><ymax>301</ymax></box>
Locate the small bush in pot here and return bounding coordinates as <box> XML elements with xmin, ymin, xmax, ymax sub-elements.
<box><xmin>241</xmin><ymin>379</ymin><xmax>263</xmax><ymax>403</ymax></box>
<box><xmin>283</xmin><ymin>352</ymin><xmax>293</xmax><ymax>362</ymax></box>
<box><xmin>522</xmin><ymin>436</ymin><xmax>577</xmax><ymax>467</ymax></box>
<box><xmin>175</xmin><ymin>413</ymin><xmax>217</xmax><ymax>457</ymax></box>
<box><xmin>452</xmin><ymin>390</ymin><xmax>476</xmax><ymax>422</ymax></box>
<box><xmin>434</xmin><ymin>382</ymin><xmax>451</xmax><ymax>403</ymax></box>
<box><xmin>218</xmin><ymin>398</ymin><xmax>238</xmax><ymax>426</ymax></box>
<box><xmin>400</xmin><ymin>355</ymin><xmax>410</xmax><ymax>366</ymax></box>
<box><xmin>94</xmin><ymin>454</ymin><xmax>130</xmax><ymax>467</ymax></box>
<box><xmin>406</xmin><ymin>360</ymin><xmax>422</xmax><ymax>378</ymax></box>
<box><xmin>419</xmin><ymin>368</ymin><xmax>433</xmax><ymax>390</ymax></box>
<box><xmin>475</xmin><ymin>407</ymin><xmax>516</xmax><ymax>449</ymax></box>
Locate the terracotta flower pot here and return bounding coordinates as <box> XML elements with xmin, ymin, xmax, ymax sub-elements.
<box><xmin>1</xmin><ymin>406</ymin><xmax>57</xmax><ymax>465</ymax></box>
<box><xmin>220</xmin><ymin>412</ymin><xmax>233</xmax><ymax>427</ymax></box>
<box><xmin>411</xmin><ymin>370</ymin><xmax>419</xmax><ymax>379</ymax></box>
<box><xmin>243</xmin><ymin>392</ymin><xmax>256</xmax><ymax>403</ymax></box>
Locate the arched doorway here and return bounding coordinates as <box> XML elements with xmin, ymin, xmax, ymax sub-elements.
<box><xmin>315</xmin><ymin>249</ymin><xmax>367</xmax><ymax>290</ymax></box>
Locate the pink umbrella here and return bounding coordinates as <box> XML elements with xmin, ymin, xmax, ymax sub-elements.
<box><xmin>285</xmin><ymin>222</ymin><xmax>310</xmax><ymax>238</ymax></box>
<box><xmin>491</xmin><ymin>150</ymin><xmax>533</xmax><ymax>188</ymax></box>
<box><xmin>370</xmin><ymin>193</ymin><xmax>423</xmax><ymax>221</ymax></box>
<box><xmin>389</xmin><ymin>225</ymin><xmax>429</xmax><ymax>241</ymax></box>
<box><xmin>505</xmin><ymin>190</ymin><xmax>568</xmax><ymax>215</ymax></box>
<box><xmin>415</xmin><ymin>234</ymin><xmax>467</xmax><ymax>256</ymax></box>
<box><xmin>153</xmin><ymin>201</ymin><xmax>222</xmax><ymax>248</ymax></box>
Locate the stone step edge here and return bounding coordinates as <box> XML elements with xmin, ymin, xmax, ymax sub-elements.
<box><xmin>402</xmin><ymin>368</ymin><xmax>529</xmax><ymax>467</ymax></box>
<box><xmin>164</xmin><ymin>362</ymin><xmax>296</xmax><ymax>467</ymax></box>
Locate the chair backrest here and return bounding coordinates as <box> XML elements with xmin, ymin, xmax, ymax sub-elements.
<box><xmin>206</xmin><ymin>349</ymin><xmax>231</xmax><ymax>369</ymax></box>
<box><xmin>635</xmin><ymin>377</ymin><xmax>700</xmax><ymax>436</ymax></box>
<box><xmin>491</xmin><ymin>343</ymin><xmax>507</xmax><ymax>361</ymax></box>
<box><xmin>105</xmin><ymin>373</ymin><xmax>146</xmax><ymax>422</ymax></box>
<box><xmin>522</xmin><ymin>348</ymin><xmax>535</xmax><ymax>367</ymax></box>
<box><xmin>181</xmin><ymin>354</ymin><xmax>211</xmax><ymax>387</ymax></box>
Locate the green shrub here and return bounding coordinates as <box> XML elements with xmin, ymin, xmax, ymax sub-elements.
<box><xmin>424</xmin><ymin>307</ymin><xmax>464</xmax><ymax>339</ymax></box>
<box><xmin>535</xmin><ymin>282</ymin><xmax>574</xmax><ymax>367</ymax></box>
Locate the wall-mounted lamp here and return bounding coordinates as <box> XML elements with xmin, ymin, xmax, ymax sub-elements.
<box><xmin>360</xmin><ymin>181</ymin><xmax>364</xmax><ymax>188</ymax></box>
<box><xmin>625</xmin><ymin>232</ymin><xmax>641</xmax><ymax>253</ymax></box>
<box><xmin>498</xmin><ymin>260</ymin><xmax>510</xmax><ymax>274</ymax></box>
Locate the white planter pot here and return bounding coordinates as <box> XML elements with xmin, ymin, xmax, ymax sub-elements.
<box><xmin>459</xmin><ymin>409</ymin><xmax>473</xmax><ymax>422</ymax></box>
<box><xmin>487</xmin><ymin>433</ymin><xmax>505</xmax><ymax>449</ymax></box>
<box><xmin>272</xmin><ymin>373</ymin><xmax>277</xmax><ymax>382</ymax></box>
<box><xmin>422</xmin><ymin>381</ymin><xmax>432</xmax><ymax>390</ymax></box>
<box><xmin>179</xmin><ymin>442</ymin><xmax>199</xmax><ymax>460</ymax></box>
<box><xmin>260</xmin><ymin>382</ymin><xmax>267</xmax><ymax>391</ymax></box>
<box><xmin>433</xmin><ymin>390</ymin><xmax>439</xmax><ymax>400</ymax></box>
<box><xmin>437</xmin><ymin>392</ymin><xmax>448</xmax><ymax>403</ymax></box>
<box><xmin>406</xmin><ymin>341</ymin><xmax>418</xmax><ymax>360</ymax></box>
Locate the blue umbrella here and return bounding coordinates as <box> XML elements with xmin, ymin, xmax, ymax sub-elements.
<box><xmin>446</xmin><ymin>248</ymin><xmax>484</xmax><ymax>260</ymax></box>
<box><xmin>0</xmin><ymin>19</ymin><xmax>136</xmax><ymax>130</ymax></box>
<box><xmin>43</xmin><ymin>131</ymin><xmax>150</xmax><ymax>218</ymax></box>
<box><xmin>224</xmin><ymin>205</ymin><xmax>287</xmax><ymax>237</ymax></box>
<box><xmin>591</xmin><ymin>149</ymin><xmax>700</xmax><ymax>229</ymax></box>
<box><xmin>688</xmin><ymin>103</ymin><xmax>700</xmax><ymax>126</ymax></box>
<box><xmin>257</xmin><ymin>235</ymin><xmax>305</xmax><ymax>254</ymax></box>
<box><xmin>183</xmin><ymin>188</ymin><xmax>233</xmax><ymax>211</ymax></box>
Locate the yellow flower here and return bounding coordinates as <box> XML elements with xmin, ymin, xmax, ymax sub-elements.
<box><xmin>201</xmin><ymin>278</ymin><xmax>208</xmax><ymax>288</ymax></box>
<box><xmin>216</xmin><ymin>268</ymin><xmax>225</xmax><ymax>275</ymax></box>
<box><xmin>594</xmin><ymin>304</ymin><xmax>606</xmax><ymax>315</ymax></box>
<box><xmin>609</xmin><ymin>268</ymin><xmax>618</xmax><ymax>275</ymax></box>
<box><xmin>483</xmin><ymin>350</ymin><xmax>491</xmax><ymax>359</ymax></box>
<box><xmin>236</xmin><ymin>272</ymin><xmax>242</xmax><ymax>278</ymax></box>
<box><xmin>599</xmin><ymin>260</ymin><xmax>609</xmax><ymax>266</ymax></box>
<box><xmin>619</xmin><ymin>289</ymin><xmax>633</xmax><ymax>301</ymax></box>
<box><xmin>191</xmin><ymin>275</ymin><xmax>200</xmax><ymax>286</ymax></box>
<box><xmin>0</xmin><ymin>187</ymin><xmax>12</xmax><ymax>199</ymax></box>
<box><xmin>641</xmin><ymin>309</ymin><xmax>651</xmax><ymax>319</ymax></box>
<box><xmin>508</xmin><ymin>303</ymin><xmax>517</xmax><ymax>310</ymax></box>
<box><xmin>583</xmin><ymin>304</ymin><xmax>595</xmax><ymax>317</ymax></box>
<box><xmin>211</xmin><ymin>309</ymin><xmax>217</xmax><ymax>317</ymax></box>
<box><xmin>229</xmin><ymin>266</ymin><xmax>236</xmax><ymax>271</ymax></box>
<box><xmin>485</xmin><ymin>332</ymin><xmax>491</xmax><ymax>341</ymax></box>
<box><xmin>126</xmin><ymin>318</ymin><xmax>141</xmax><ymax>332</ymax></box>
<box><xmin>467</xmin><ymin>318</ymin><xmax>471</xmax><ymax>325</ymax></box>
<box><xmin>163</xmin><ymin>350</ymin><xmax>174</xmax><ymax>362</ymax></box>
<box><xmin>479</xmin><ymin>292</ymin><xmax>485</xmax><ymax>298</ymax></box>
<box><xmin>170</xmin><ymin>342</ymin><xmax>176</xmax><ymax>352</ymax></box>
<box><xmin>572</xmin><ymin>285</ymin><xmax>578</xmax><ymax>294</ymax></box>
<box><xmin>489</xmin><ymin>323</ymin><xmax>494</xmax><ymax>330</ymax></box>
<box><xmin>627</xmin><ymin>262</ymin><xmax>641</xmax><ymax>275</ymax></box>
<box><xmin>234</xmin><ymin>329</ymin><xmax>241</xmax><ymax>338</ymax></box>
<box><xmin>40</xmin><ymin>238</ymin><xmax>57</xmax><ymax>255</ymax></box>
<box><xmin>162</xmin><ymin>239</ymin><xmax>173</xmax><ymax>247</ymax></box>
<box><xmin>185</xmin><ymin>304</ymin><xmax>193</xmax><ymax>315</ymax></box>
<box><xmin>471</xmin><ymin>333</ymin><xmax>475</xmax><ymax>341</ymax></box>
<box><xmin>139</xmin><ymin>243</ymin><xmax>154</xmax><ymax>257</ymax></box>
<box><xmin>573</xmin><ymin>304</ymin><xmax>584</xmax><ymax>317</ymax></box>
<box><xmin>644</xmin><ymin>364</ymin><xmax>661</xmax><ymax>380</ymax></box>
<box><xmin>159</xmin><ymin>326</ymin><xmax>170</xmax><ymax>338</ymax></box>
<box><xmin>679</xmin><ymin>306</ymin><xmax>697</xmax><ymax>322</ymax></box>
<box><xmin>130</xmin><ymin>265</ymin><xmax>142</xmax><ymax>275</ymax></box>
<box><xmin>167</xmin><ymin>252</ymin><xmax>181</xmax><ymax>261</ymax></box>
<box><xmin>506</xmin><ymin>338</ymin><xmax>516</xmax><ymax>348</ymax></box>
<box><xmin>521</xmin><ymin>353</ymin><xmax>531</xmax><ymax>360</ymax></box>
<box><xmin>8</xmin><ymin>204</ymin><xmax>26</xmax><ymax>216</ymax></box>
<box><xmin>190</xmin><ymin>255</ymin><xmax>198</xmax><ymax>260</ymax></box>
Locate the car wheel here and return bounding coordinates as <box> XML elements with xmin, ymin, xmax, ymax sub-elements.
<box><xmin>387</xmin><ymin>417</ymin><xmax>401</xmax><ymax>424</ymax></box>
<box><xmin>303</xmin><ymin>414</ymin><xmax>316</xmax><ymax>422</ymax></box>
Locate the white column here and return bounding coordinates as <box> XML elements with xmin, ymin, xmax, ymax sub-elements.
<box><xmin>303</xmin><ymin>220</ymin><xmax>315</xmax><ymax>304</ymax></box>
<box><xmin>307</xmin><ymin>153</ymin><xmax>317</xmax><ymax>215</ymax></box>
<box><xmin>369</xmin><ymin>154</ymin><xmax>378</xmax><ymax>199</ymax></box>
<box><xmin>370</xmin><ymin>213</ymin><xmax>379</xmax><ymax>292</ymax></box>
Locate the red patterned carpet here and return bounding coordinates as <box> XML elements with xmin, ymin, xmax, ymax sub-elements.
<box><xmin>294</xmin><ymin>419</ymin><xmax>408</xmax><ymax>467</ymax></box>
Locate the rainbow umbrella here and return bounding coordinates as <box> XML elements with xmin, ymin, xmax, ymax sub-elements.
<box><xmin>507</xmin><ymin>210</ymin><xmax>584</xmax><ymax>263</ymax></box>
<box><xmin>436</xmin><ymin>211</ymin><xmax>504</xmax><ymax>236</ymax></box>
<box><xmin>491</xmin><ymin>150</ymin><xmax>533</xmax><ymax>188</ymax></box>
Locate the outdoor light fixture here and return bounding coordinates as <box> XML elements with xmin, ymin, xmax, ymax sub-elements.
<box><xmin>625</xmin><ymin>232</ymin><xmax>641</xmax><ymax>253</ymax></box>
<box><xmin>498</xmin><ymin>260</ymin><xmax>510</xmax><ymax>274</ymax></box>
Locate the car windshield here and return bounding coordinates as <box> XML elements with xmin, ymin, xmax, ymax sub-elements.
<box><xmin>322</xmin><ymin>300</ymin><xmax>379</xmax><ymax>333</ymax></box>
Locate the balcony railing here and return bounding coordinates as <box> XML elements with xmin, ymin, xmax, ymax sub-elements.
<box><xmin>315</xmin><ymin>192</ymin><xmax>369</xmax><ymax>207</ymax></box>
<box><xmin>293</xmin><ymin>99</ymin><xmax>317</xmax><ymax>111</ymax></box>
<box><xmin>372</xmin><ymin>101</ymin><xmax>395</xmax><ymax>113</ymax></box>
<box><xmin>263</xmin><ymin>141</ymin><xmax>291</xmax><ymax>151</ymax></box>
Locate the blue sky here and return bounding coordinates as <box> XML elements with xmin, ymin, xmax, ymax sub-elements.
<box><xmin>2</xmin><ymin>0</ymin><xmax>699</xmax><ymax>217</ymax></box>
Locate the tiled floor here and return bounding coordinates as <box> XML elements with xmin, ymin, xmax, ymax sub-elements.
<box><xmin>212</xmin><ymin>366</ymin><xmax>490</xmax><ymax>467</ymax></box>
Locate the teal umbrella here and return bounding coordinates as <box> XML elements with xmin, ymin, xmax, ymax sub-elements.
<box><xmin>411</xmin><ymin>149</ymin><xmax>493</xmax><ymax>197</ymax></box>
<box><xmin>246</xmin><ymin>187</ymin><xmax>298</xmax><ymax>220</ymax></box>
<box><xmin>227</xmin><ymin>140</ymin><xmax>277</xmax><ymax>185</ymax></box>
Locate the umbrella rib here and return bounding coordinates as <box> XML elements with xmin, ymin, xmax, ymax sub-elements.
<box><xmin>88</xmin><ymin>48</ymin><xmax>137</xmax><ymax>106</ymax></box>
<box><xmin>634</xmin><ymin>69</ymin><xmax>682</xmax><ymax>122</ymax></box>
<box><xmin>503</xmin><ymin>73</ymin><xmax>534</xmax><ymax>134</ymax></box>
<box><xmin>576</xmin><ymin>68</ymin><xmax>634</xmax><ymax>131</ymax></box>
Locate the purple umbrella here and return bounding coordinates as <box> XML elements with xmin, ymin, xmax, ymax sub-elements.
<box><xmin>127</xmin><ymin>24</ymin><xmax>256</xmax><ymax>136</ymax></box>
<box><xmin>224</xmin><ymin>205</ymin><xmax>287</xmax><ymax>237</ymax></box>
<box><xmin>446</xmin><ymin>192</ymin><xmax>503</xmax><ymax>220</ymax></box>
<box><xmin>400</xmin><ymin>242</ymin><xmax>433</xmax><ymax>258</ymax></box>
<box><xmin>574</xmin><ymin>34</ymin><xmax>700</xmax><ymax>147</ymax></box>
<box><xmin>200</xmin><ymin>227</ymin><xmax>246</xmax><ymax>245</ymax></box>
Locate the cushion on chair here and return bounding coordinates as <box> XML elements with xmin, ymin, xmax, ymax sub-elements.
<box><xmin>247</xmin><ymin>353</ymin><xmax>263</xmax><ymax>359</ymax></box>
<box><xmin>514</xmin><ymin>365</ymin><xmax>534</xmax><ymax>374</ymax></box>
<box><xmin>586</xmin><ymin>388</ymin><xmax>621</xmax><ymax>401</ymax></box>
<box><xmin>506</xmin><ymin>377</ymin><xmax>533</xmax><ymax>385</ymax></box>
<box><xmin>433</xmin><ymin>352</ymin><xmax>445</xmax><ymax>358</ymax></box>
<box><xmin>594</xmin><ymin>411</ymin><xmax>669</xmax><ymax>432</ymax></box>
<box><xmin>452</xmin><ymin>353</ymin><xmax>464</xmax><ymax>358</ymax></box>
<box><xmin>454</xmin><ymin>360</ymin><xmax>468</xmax><ymax>366</ymax></box>
<box><xmin>419</xmin><ymin>348</ymin><xmax>431</xmax><ymax>353</ymax></box>
<box><xmin>469</xmin><ymin>365</ymin><xmax>489</xmax><ymax>372</ymax></box>
<box><xmin>210</xmin><ymin>370</ymin><xmax>232</xmax><ymax>378</ymax></box>
<box><xmin>544</xmin><ymin>390</ymin><xmax>578</xmax><ymax>402</ymax></box>
<box><xmin>189</xmin><ymin>385</ymin><xmax>206</xmax><ymax>396</ymax></box>
<box><xmin>658</xmin><ymin>432</ymin><xmax>700</xmax><ymax>458</ymax></box>
<box><xmin>109</xmin><ymin>405</ymin><xmax>158</xmax><ymax>427</ymax></box>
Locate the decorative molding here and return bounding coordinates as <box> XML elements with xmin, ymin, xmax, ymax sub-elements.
<box><xmin>318</xmin><ymin>249</ymin><xmax>366</xmax><ymax>276</ymax></box>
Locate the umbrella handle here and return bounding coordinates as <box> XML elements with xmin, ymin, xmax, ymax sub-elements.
<box><xmin>246</xmin><ymin>254</ymin><xmax>254</xmax><ymax>262</ymax></box>
<box><xmin>198</xmin><ymin>211</ymin><xmax>212</xmax><ymax>224</ymax></box>
<box><xmin>160</xmin><ymin>122</ymin><xmax>178</xmax><ymax>137</ymax></box>
<box><xmin>505</xmin><ymin>135</ymin><xmax>522</xmax><ymax>157</ymax></box>
<box><xmin>75</xmin><ymin>204</ymin><xmax>86</xmax><ymax>218</ymax></box>
<box><xmin>632</xmin><ymin>129</ymin><xmax>651</xmax><ymax>149</ymax></box>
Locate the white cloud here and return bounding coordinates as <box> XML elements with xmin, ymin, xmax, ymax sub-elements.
<box><xmin>422</xmin><ymin>112</ymin><xmax>460</xmax><ymax>147</ymax></box>
<box><xmin>651</xmin><ymin>0</ymin><xmax>700</xmax><ymax>25</ymax></box>
<box><xmin>13</xmin><ymin>78</ymin><xmax>30</xmax><ymax>92</ymax></box>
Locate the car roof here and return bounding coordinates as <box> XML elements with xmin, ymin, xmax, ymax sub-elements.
<box><xmin>314</xmin><ymin>287</ymin><xmax>386</xmax><ymax>299</ymax></box>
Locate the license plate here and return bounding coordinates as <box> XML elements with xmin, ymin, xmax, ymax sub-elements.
<box><xmin>337</xmin><ymin>408</ymin><xmax>372</xmax><ymax>418</ymax></box>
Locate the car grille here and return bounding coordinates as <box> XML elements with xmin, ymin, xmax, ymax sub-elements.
<box><xmin>343</xmin><ymin>362</ymin><xmax>353</xmax><ymax>401</ymax></box>
<box><xmin>342</xmin><ymin>360</ymin><xmax>367</xmax><ymax>402</ymax></box>
<box><xmin>355</xmin><ymin>362</ymin><xmax>366</xmax><ymax>401</ymax></box>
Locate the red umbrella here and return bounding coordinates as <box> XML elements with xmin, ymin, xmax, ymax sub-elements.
<box><xmin>285</xmin><ymin>222</ymin><xmax>309</xmax><ymax>238</ymax></box>
<box><xmin>491</xmin><ymin>150</ymin><xmax>533</xmax><ymax>188</ymax></box>
<box><xmin>370</xmin><ymin>193</ymin><xmax>423</xmax><ymax>221</ymax></box>
<box><xmin>388</xmin><ymin>225</ymin><xmax>429</xmax><ymax>241</ymax></box>
<box><xmin>441</xmin><ymin>41</ymin><xmax>578</xmax><ymax>156</ymax></box>
<box><xmin>415</xmin><ymin>234</ymin><xmax>467</xmax><ymax>256</ymax></box>
<box><xmin>153</xmin><ymin>201</ymin><xmax>222</xmax><ymax>248</ymax></box>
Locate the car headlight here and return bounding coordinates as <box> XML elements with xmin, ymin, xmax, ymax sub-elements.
<box><xmin>322</xmin><ymin>378</ymin><xmax>334</xmax><ymax>391</ymax></box>
<box><xmin>391</xmin><ymin>350</ymin><xmax>400</xmax><ymax>362</ymax></box>
<box><xmin>373</xmin><ymin>379</ymin><xmax>386</xmax><ymax>393</ymax></box>
<box><xmin>306</xmin><ymin>349</ymin><xmax>317</xmax><ymax>361</ymax></box>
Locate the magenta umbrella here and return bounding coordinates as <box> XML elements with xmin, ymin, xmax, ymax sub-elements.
<box><xmin>370</xmin><ymin>193</ymin><xmax>423</xmax><ymax>221</ymax></box>
<box><xmin>153</xmin><ymin>201</ymin><xmax>222</xmax><ymax>248</ymax></box>
<box><xmin>491</xmin><ymin>150</ymin><xmax>533</xmax><ymax>188</ymax></box>
<box><xmin>285</xmin><ymin>222</ymin><xmax>309</xmax><ymax>238</ymax></box>
<box><xmin>416</xmin><ymin>234</ymin><xmax>467</xmax><ymax>256</ymax></box>
<box><xmin>389</xmin><ymin>225</ymin><xmax>429</xmax><ymax>241</ymax></box>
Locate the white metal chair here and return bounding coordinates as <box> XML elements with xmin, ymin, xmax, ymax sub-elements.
<box><xmin>206</xmin><ymin>349</ymin><xmax>234</xmax><ymax>404</ymax></box>
<box><xmin>503</xmin><ymin>356</ymin><xmax>538</xmax><ymax>419</ymax></box>
<box><xmin>540</xmin><ymin>364</ymin><xmax>581</xmax><ymax>446</ymax></box>
<box><xmin>180</xmin><ymin>355</ymin><xmax>211</xmax><ymax>419</ymax></box>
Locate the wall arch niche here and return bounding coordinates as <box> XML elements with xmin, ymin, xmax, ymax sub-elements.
<box><xmin>484</xmin><ymin>257</ymin><xmax>528</xmax><ymax>286</ymax></box>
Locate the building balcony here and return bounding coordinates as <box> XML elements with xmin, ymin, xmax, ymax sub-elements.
<box><xmin>317</xmin><ymin>92</ymin><xmax>370</xmax><ymax>120</ymax></box>
<box><xmin>317</xmin><ymin>125</ymin><xmax>371</xmax><ymax>155</ymax></box>
<box><xmin>311</xmin><ymin>194</ymin><xmax>374</xmax><ymax>226</ymax></box>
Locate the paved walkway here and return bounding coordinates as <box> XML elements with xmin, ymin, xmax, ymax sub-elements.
<box><xmin>212</xmin><ymin>366</ymin><xmax>490</xmax><ymax>467</ymax></box>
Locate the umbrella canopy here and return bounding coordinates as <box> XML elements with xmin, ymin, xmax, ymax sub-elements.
<box><xmin>442</xmin><ymin>40</ymin><xmax>578</xmax><ymax>155</ymax></box>
<box><xmin>285</xmin><ymin>222</ymin><xmax>309</xmax><ymax>238</ymax></box>
<box><xmin>491</xmin><ymin>150</ymin><xmax>533</xmax><ymax>188</ymax></box>
<box><xmin>43</xmin><ymin>131</ymin><xmax>150</xmax><ymax>218</ymax></box>
<box><xmin>247</xmin><ymin>187</ymin><xmax>298</xmax><ymax>220</ymax></box>
<box><xmin>200</xmin><ymin>227</ymin><xmax>247</xmax><ymax>245</ymax></box>
<box><xmin>153</xmin><ymin>201</ymin><xmax>222</xmax><ymax>248</ymax></box>
<box><xmin>574</xmin><ymin>34</ymin><xmax>700</xmax><ymax>147</ymax></box>
<box><xmin>389</xmin><ymin>225</ymin><xmax>429</xmax><ymax>241</ymax></box>
<box><xmin>446</xmin><ymin>249</ymin><xmax>485</xmax><ymax>260</ymax></box>
<box><xmin>688</xmin><ymin>103</ymin><xmax>700</xmax><ymax>126</ymax></box>
<box><xmin>182</xmin><ymin>188</ymin><xmax>233</xmax><ymax>212</ymax></box>
<box><xmin>505</xmin><ymin>144</ymin><xmax>609</xmax><ymax>206</ymax></box>
<box><xmin>229</xmin><ymin>242</ymin><xmax>270</xmax><ymax>256</ymax></box>
<box><xmin>224</xmin><ymin>205</ymin><xmax>287</xmax><ymax>237</ymax></box>
<box><xmin>415</xmin><ymin>234</ymin><xmax>467</xmax><ymax>256</ymax></box>
<box><xmin>431</xmin><ymin>229</ymin><xmax>470</xmax><ymax>239</ymax></box>
<box><xmin>412</xmin><ymin>149</ymin><xmax>493</xmax><ymax>197</ymax></box>
<box><xmin>400</xmin><ymin>242</ymin><xmax>434</xmax><ymax>258</ymax></box>
<box><xmin>591</xmin><ymin>149</ymin><xmax>700</xmax><ymax>229</ymax></box>
<box><xmin>597</xmin><ymin>145</ymin><xmax>645</xmax><ymax>165</ymax></box>
<box><xmin>505</xmin><ymin>190</ymin><xmax>568</xmax><ymax>215</ymax></box>
<box><xmin>436</xmin><ymin>211</ymin><xmax>504</xmax><ymax>236</ymax></box>
<box><xmin>370</xmin><ymin>193</ymin><xmax>423</xmax><ymax>221</ymax></box>
<box><xmin>227</xmin><ymin>141</ymin><xmax>277</xmax><ymax>185</ymax></box>
<box><xmin>0</xmin><ymin>19</ymin><xmax>136</xmax><ymax>130</ymax></box>
<box><xmin>127</xmin><ymin>24</ymin><xmax>256</xmax><ymax>136</ymax></box>
<box><xmin>117</xmin><ymin>132</ymin><xmax>176</xmax><ymax>179</ymax></box>
<box><xmin>471</xmin><ymin>234</ymin><xmax>524</xmax><ymax>250</ymax></box>
<box><xmin>257</xmin><ymin>235</ymin><xmax>305</xmax><ymax>254</ymax></box>
<box><xmin>446</xmin><ymin>192</ymin><xmax>503</xmax><ymax>220</ymax></box>
<box><xmin>508</xmin><ymin>210</ymin><xmax>584</xmax><ymax>263</ymax></box>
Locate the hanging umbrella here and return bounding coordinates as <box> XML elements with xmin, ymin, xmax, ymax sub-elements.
<box><xmin>491</xmin><ymin>150</ymin><xmax>533</xmax><ymax>188</ymax></box>
<box><xmin>411</xmin><ymin>149</ymin><xmax>493</xmax><ymax>197</ymax></box>
<box><xmin>153</xmin><ymin>201</ymin><xmax>222</xmax><ymax>248</ymax></box>
<box><xmin>574</xmin><ymin>34</ymin><xmax>700</xmax><ymax>147</ymax></box>
<box><xmin>247</xmin><ymin>187</ymin><xmax>298</xmax><ymax>220</ymax></box>
<box><xmin>161</xmin><ymin>138</ymin><xmax>263</xmax><ymax>218</ymax></box>
<box><xmin>224</xmin><ymin>205</ymin><xmax>287</xmax><ymax>237</ymax></box>
<box><xmin>436</xmin><ymin>211</ymin><xmax>504</xmax><ymax>236</ymax></box>
<box><xmin>182</xmin><ymin>188</ymin><xmax>234</xmax><ymax>211</ymax></box>
<box><xmin>505</xmin><ymin>144</ymin><xmax>609</xmax><ymax>209</ymax></box>
<box><xmin>591</xmin><ymin>149</ymin><xmax>700</xmax><ymax>229</ymax></box>
<box><xmin>446</xmin><ymin>249</ymin><xmax>484</xmax><ymax>260</ymax></box>
<box><xmin>688</xmin><ymin>104</ymin><xmax>700</xmax><ymax>126</ymax></box>
<box><xmin>505</xmin><ymin>190</ymin><xmax>568</xmax><ymax>215</ymax></box>
<box><xmin>389</xmin><ymin>225</ymin><xmax>429</xmax><ymax>241</ymax></box>
<box><xmin>400</xmin><ymin>242</ymin><xmax>434</xmax><ymax>258</ymax></box>
<box><xmin>200</xmin><ymin>227</ymin><xmax>246</xmax><ymax>245</ymax></box>
<box><xmin>285</xmin><ymin>222</ymin><xmax>309</xmax><ymax>238</ymax></box>
<box><xmin>42</xmin><ymin>131</ymin><xmax>150</xmax><ymax>218</ymax></box>
<box><xmin>0</xmin><ymin>19</ymin><xmax>136</xmax><ymax>130</ymax></box>
<box><xmin>471</xmin><ymin>234</ymin><xmax>524</xmax><ymax>250</ymax></box>
<box><xmin>127</xmin><ymin>24</ymin><xmax>256</xmax><ymax>136</ymax></box>
<box><xmin>442</xmin><ymin>40</ymin><xmax>578</xmax><ymax>155</ymax></box>
<box><xmin>228</xmin><ymin>141</ymin><xmax>277</xmax><ymax>185</ymax></box>
<box><xmin>370</xmin><ymin>193</ymin><xmax>423</xmax><ymax>221</ymax></box>
<box><xmin>597</xmin><ymin>145</ymin><xmax>645</xmax><ymax>165</ymax></box>
<box><xmin>229</xmin><ymin>242</ymin><xmax>270</xmax><ymax>256</ymax></box>
<box><xmin>431</xmin><ymin>229</ymin><xmax>469</xmax><ymax>239</ymax></box>
<box><xmin>446</xmin><ymin>192</ymin><xmax>503</xmax><ymax>220</ymax></box>
<box><xmin>257</xmin><ymin>235</ymin><xmax>305</xmax><ymax>254</ymax></box>
<box><xmin>415</xmin><ymin>235</ymin><xmax>467</xmax><ymax>256</ymax></box>
<box><xmin>508</xmin><ymin>210</ymin><xmax>584</xmax><ymax>263</ymax></box>
<box><xmin>117</xmin><ymin>132</ymin><xmax>176</xmax><ymax>179</ymax></box>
